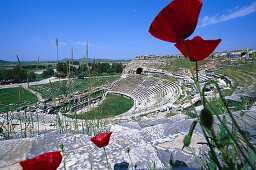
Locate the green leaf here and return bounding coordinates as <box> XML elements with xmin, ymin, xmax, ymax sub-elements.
<box><xmin>249</xmin><ymin>150</ymin><xmax>256</xmax><ymax>163</ymax></box>
<box><xmin>242</xmin><ymin>150</ymin><xmax>256</xmax><ymax>170</ymax></box>
<box><xmin>209</xmin><ymin>158</ymin><xmax>217</xmax><ymax>170</ymax></box>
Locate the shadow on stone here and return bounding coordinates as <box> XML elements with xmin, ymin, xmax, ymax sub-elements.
<box><xmin>174</xmin><ymin>160</ymin><xmax>188</xmax><ymax>168</ymax></box>
<box><xmin>114</xmin><ymin>162</ymin><xmax>129</xmax><ymax>170</ymax></box>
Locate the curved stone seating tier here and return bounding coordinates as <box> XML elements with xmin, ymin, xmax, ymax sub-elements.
<box><xmin>110</xmin><ymin>75</ymin><xmax>180</xmax><ymax>111</ymax></box>
<box><xmin>213</xmin><ymin>69</ymin><xmax>253</xmax><ymax>88</ymax></box>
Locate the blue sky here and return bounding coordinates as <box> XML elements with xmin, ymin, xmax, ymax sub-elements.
<box><xmin>0</xmin><ymin>0</ymin><xmax>256</xmax><ymax>61</ymax></box>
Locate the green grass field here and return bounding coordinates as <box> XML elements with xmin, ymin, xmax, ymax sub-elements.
<box><xmin>164</xmin><ymin>58</ymin><xmax>211</xmax><ymax>73</ymax></box>
<box><xmin>30</xmin><ymin>75</ymin><xmax>120</xmax><ymax>99</ymax></box>
<box><xmin>0</xmin><ymin>87</ymin><xmax>38</xmax><ymax>112</ymax></box>
<box><xmin>66</xmin><ymin>94</ymin><xmax>134</xmax><ymax>120</ymax></box>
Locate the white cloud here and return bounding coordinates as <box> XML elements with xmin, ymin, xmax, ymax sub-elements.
<box><xmin>200</xmin><ymin>1</ymin><xmax>256</xmax><ymax>27</ymax></box>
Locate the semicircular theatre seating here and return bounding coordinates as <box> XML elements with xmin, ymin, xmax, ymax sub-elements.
<box><xmin>109</xmin><ymin>75</ymin><xmax>181</xmax><ymax>109</ymax></box>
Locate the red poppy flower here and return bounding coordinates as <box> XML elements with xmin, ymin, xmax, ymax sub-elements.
<box><xmin>149</xmin><ymin>0</ymin><xmax>203</xmax><ymax>43</ymax></box>
<box><xmin>175</xmin><ymin>36</ymin><xmax>221</xmax><ymax>61</ymax></box>
<box><xmin>91</xmin><ymin>132</ymin><xmax>112</xmax><ymax>148</ymax></box>
<box><xmin>20</xmin><ymin>151</ymin><xmax>62</xmax><ymax>170</ymax></box>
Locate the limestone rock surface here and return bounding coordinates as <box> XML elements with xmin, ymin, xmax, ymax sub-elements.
<box><xmin>0</xmin><ymin>110</ymin><xmax>255</xmax><ymax>170</ymax></box>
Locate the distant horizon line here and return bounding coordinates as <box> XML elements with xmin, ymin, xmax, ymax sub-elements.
<box><xmin>1</xmin><ymin>48</ymin><xmax>255</xmax><ymax>62</ymax></box>
<box><xmin>0</xmin><ymin>57</ymin><xmax>133</xmax><ymax>63</ymax></box>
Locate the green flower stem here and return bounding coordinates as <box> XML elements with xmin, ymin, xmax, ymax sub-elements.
<box><xmin>182</xmin><ymin>39</ymin><xmax>223</xmax><ymax>169</ymax></box>
<box><xmin>201</xmin><ymin>124</ymin><xmax>223</xmax><ymax>170</ymax></box>
<box><xmin>182</xmin><ymin>38</ymin><xmax>255</xmax><ymax>169</ymax></box>
<box><xmin>187</xmin><ymin>146</ymin><xmax>205</xmax><ymax>168</ymax></box>
<box><xmin>37</xmin><ymin>104</ymin><xmax>39</xmax><ymax>134</ymax></box>
<box><xmin>24</xmin><ymin>111</ymin><xmax>27</xmax><ymax>138</ymax></box>
<box><xmin>103</xmin><ymin>147</ymin><xmax>110</xmax><ymax>170</ymax></box>
<box><xmin>128</xmin><ymin>152</ymin><xmax>133</xmax><ymax>170</ymax></box>
<box><xmin>203</xmin><ymin>81</ymin><xmax>256</xmax><ymax>153</ymax></box>
<box><xmin>234</xmin><ymin>145</ymin><xmax>243</xmax><ymax>163</ymax></box>
<box><xmin>202</xmin><ymin>75</ymin><xmax>255</xmax><ymax>166</ymax></box>
<box><xmin>241</xmin><ymin>114</ymin><xmax>248</xmax><ymax>140</ymax></box>
<box><xmin>57</xmin><ymin>41</ymin><xmax>59</xmax><ymax>62</ymax></box>
<box><xmin>237</xmin><ymin>135</ymin><xmax>249</xmax><ymax>151</ymax></box>
<box><xmin>182</xmin><ymin>40</ymin><xmax>202</xmax><ymax>97</ymax></box>
<box><xmin>61</xmin><ymin>148</ymin><xmax>66</xmax><ymax>170</ymax></box>
<box><xmin>195</xmin><ymin>61</ymin><xmax>198</xmax><ymax>81</ymax></box>
<box><xmin>19</xmin><ymin>118</ymin><xmax>22</xmax><ymax>137</ymax></box>
<box><xmin>211</xmin><ymin>129</ymin><xmax>235</xmax><ymax>169</ymax></box>
<box><xmin>7</xmin><ymin>111</ymin><xmax>9</xmax><ymax>139</ymax></box>
<box><xmin>202</xmin><ymin>93</ymin><xmax>255</xmax><ymax>169</ymax></box>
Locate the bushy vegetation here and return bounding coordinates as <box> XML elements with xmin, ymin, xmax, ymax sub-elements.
<box><xmin>67</xmin><ymin>94</ymin><xmax>134</xmax><ymax>120</ymax></box>
<box><xmin>0</xmin><ymin>66</ymin><xmax>36</xmax><ymax>83</ymax></box>
<box><xmin>42</xmin><ymin>68</ymin><xmax>54</xmax><ymax>78</ymax></box>
<box><xmin>55</xmin><ymin>62</ymin><xmax>124</xmax><ymax>79</ymax></box>
<box><xmin>22</xmin><ymin>65</ymin><xmax>46</xmax><ymax>69</ymax></box>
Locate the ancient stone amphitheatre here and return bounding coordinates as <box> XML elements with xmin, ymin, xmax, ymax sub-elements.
<box><xmin>0</xmin><ymin>49</ymin><xmax>256</xmax><ymax>169</ymax></box>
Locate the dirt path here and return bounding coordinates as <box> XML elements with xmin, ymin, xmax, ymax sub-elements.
<box><xmin>0</xmin><ymin>77</ymin><xmax>69</xmax><ymax>89</ymax></box>
<box><xmin>28</xmin><ymin>88</ymin><xmax>44</xmax><ymax>102</ymax></box>
<box><xmin>0</xmin><ymin>75</ymin><xmax>120</xmax><ymax>89</ymax></box>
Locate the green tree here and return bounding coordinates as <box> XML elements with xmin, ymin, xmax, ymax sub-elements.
<box><xmin>42</xmin><ymin>68</ymin><xmax>54</xmax><ymax>78</ymax></box>
<box><xmin>29</xmin><ymin>72</ymin><xmax>36</xmax><ymax>82</ymax></box>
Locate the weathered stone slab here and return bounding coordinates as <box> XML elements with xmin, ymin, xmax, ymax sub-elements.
<box><xmin>157</xmin><ymin>147</ymin><xmax>207</xmax><ymax>169</ymax></box>
<box><xmin>241</xmin><ymin>91</ymin><xmax>256</xmax><ymax>100</ymax></box>
<box><xmin>0</xmin><ymin>138</ymin><xmax>34</xmax><ymax>169</ymax></box>
<box><xmin>213</xmin><ymin>107</ymin><xmax>256</xmax><ymax>144</ymax></box>
<box><xmin>225</xmin><ymin>95</ymin><xmax>242</xmax><ymax>103</ymax></box>
<box><xmin>1</xmin><ymin>130</ymin><xmax>163</xmax><ymax>170</ymax></box>
<box><xmin>0</xmin><ymin>109</ymin><xmax>255</xmax><ymax>170</ymax></box>
<box><xmin>138</xmin><ymin>114</ymin><xmax>187</xmax><ymax>128</ymax></box>
<box><xmin>119</xmin><ymin>122</ymin><xmax>142</xmax><ymax>131</ymax></box>
<box><xmin>141</xmin><ymin>119</ymin><xmax>203</xmax><ymax>145</ymax></box>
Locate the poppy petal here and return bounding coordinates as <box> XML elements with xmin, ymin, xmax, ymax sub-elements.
<box><xmin>91</xmin><ymin>132</ymin><xmax>112</xmax><ymax>148</ymax></box>
<box><xmin>20</xmin><ymin>151</ymin><xmax>62</xmax><ymax>170</ymax></box>
<box><xmin>149</xmin><ymin>0</ymin><xmax>203</xmax><ymax>42</ymax></box>
<box><xmin>175</xmin><ymin>36</ymin><xmax>221</xmax><ymax>61</ymax></box>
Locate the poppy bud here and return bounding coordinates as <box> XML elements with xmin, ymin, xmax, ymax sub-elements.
<box><xmin>200</xmin><ymin>108</ymin><xmax>214</xmax><ymax>130</ymax></box>
<box><xmin>59</xmin><ymin>144</ymin><xmax>63</xmax><ymax>150</ymax></box>
<box><xmin>126</xmin><ymin>147</ymin><xmax>130</xmax><ymax>153</ymax></box>
<box><xmin>183</xmin><ymin>135</ymin><xmax>191</xmax><ymax>148</ymax></box>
